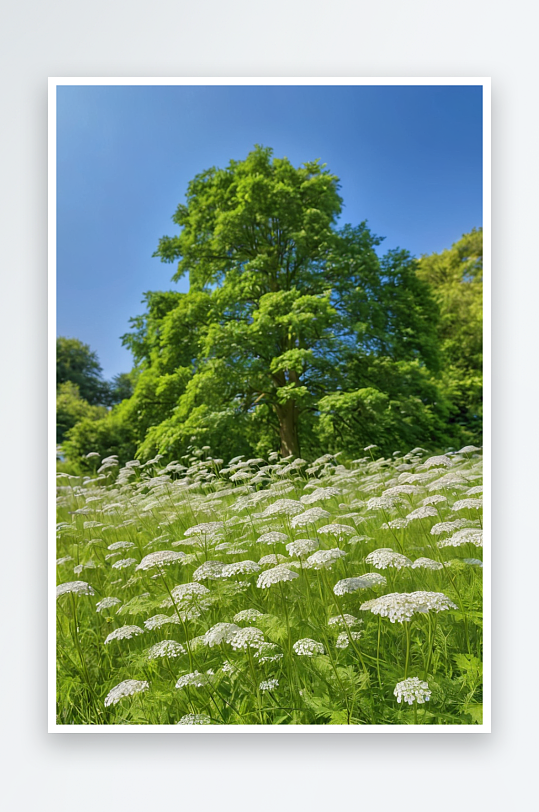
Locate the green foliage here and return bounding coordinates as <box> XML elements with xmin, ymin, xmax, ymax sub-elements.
<box><xmin>57</xmin><ymin>337</ymin><xmax>108</xmax><ymax>406</ymax></box>
<box><xmin>56</xmin><ymin>382</ymin><xmax>107</xmax><ymax>444</ymax></box>
<box><xmin>62</xmin><ymin>409</ymin><xmax>137</xmax><ymax>468</ymax></box>
<box><xmin>416</xmin><ymin>229</ymin><xmax>483</xmax><ymax>443</ymax></box>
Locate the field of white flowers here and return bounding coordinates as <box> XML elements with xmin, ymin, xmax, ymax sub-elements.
<box><xmin>55</xmin><ymin>445</ymin><xmax>483</xmax><ymax>726</ymax></box>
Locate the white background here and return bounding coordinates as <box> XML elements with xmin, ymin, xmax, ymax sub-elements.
<box><xmin>1</xmin><ymin>1</ymin><xmax>535</xmax><ymax>808</ymax></box>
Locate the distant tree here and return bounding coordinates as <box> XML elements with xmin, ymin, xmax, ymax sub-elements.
<box><xmin>56</xmin><ymin>381</ymin><xmax>107</xmax><ymax>444</ymax></box>
<box><xmin>57</xmin><ymin>337</ymin><xmax>108</xmax><ymax>405</ymax></box>
<box><xmin>104</xmin><ymin>372</ymin><xmax>135</xmax><ymax>406</ymax></box>
<box><xmin>416</xmin><ymin>228</ymin><xmax>482</xmax><ymax>443</ymax></box>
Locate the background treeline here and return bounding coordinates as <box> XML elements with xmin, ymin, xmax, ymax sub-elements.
<box><xmin>57</xmin><ymin>147</ymin><xmax>482</xmax><ymax>471</ymax></box>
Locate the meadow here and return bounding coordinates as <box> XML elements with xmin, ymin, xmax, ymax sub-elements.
<box><xmin>55</xmin><ymin>445</ymin><xmax>483</xmax><ymax>726</ymax></box>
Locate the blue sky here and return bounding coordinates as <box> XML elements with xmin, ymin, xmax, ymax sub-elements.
<box><xmin>56</xmin><ymin>84</ymin><xmax>483</xmax><ymax>380</ymax></box>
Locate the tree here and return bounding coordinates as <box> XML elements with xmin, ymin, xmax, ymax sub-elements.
<box><xmin>416</xmin><ymin>228</ymin><xmax>482</xmax><ymax>444</ymax></box>
<box><xmin>56</xmin><ymin>381</ymin><xmax>107</xmax><ymax>444</ymax></box>
<box><xmin>56</xmin><ymin>337</ymin><xmax>110</xmax><ymax>405</ymax></box>
<box><xmin>117</xmin><ymin>145</ymin><xmax>446</xmax><ymax>460</ymax></box>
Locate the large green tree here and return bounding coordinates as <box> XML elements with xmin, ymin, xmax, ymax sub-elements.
<box><xmin>117</xmin><ymin>145</ymin><xmax>447</xmax><ymax>460</ymax></box>
<box><xmin>416</xmin><ymin>228</ymin><xmax>482</xmax><ymax>444</ymax></box>
<box><xmin>57</xmin><ymin>337</ymin><xmax>109</xmax><ymax>405</ymax></box>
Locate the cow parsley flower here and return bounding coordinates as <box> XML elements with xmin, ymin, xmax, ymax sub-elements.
<box><xmin>136</xmin><ymin>550</ymin><xmax>187</xmax><ymax>571</ymax></box>
<box><xmin>293</xmin><ymin>638</ymin><xmax>325</xmax><ymax>656</ymax></box>
<box><xmin>422</xmin><ymin>495</ymin><xmax>447</xmax><ymax>506</ymax></box>
<box><xmin>333</xmin><ymin>573</ymin><xmax>387</xmax><ymax>595</ymax></box>
<box><xmin>423</xmin><ymin>455</ymin><xmax>451</xmax><ymax>469</ymax></box>
<box><xmin>406</xmin><ymin>505</ymin><xmax>439</xmax><ymax>521</ymax></box>
<box><xmin>328</xmin><ymin>613</ymin><xmax>361</xmax><ymax>627</ymax></box>
<box><xmin>220</xmin><ymin>560</ymin><xmax>260</xmax><ymax>578</ymax></box>
<box><xmin>360</xmin><ymin>591</ymin><xmax>457</xmax><ymax>623</ymax></box>
<box><xmin>233</xmin><ymin>608</ymin><xmax>265</xmax><ymax>623</ymax></box>
<box><xmin>112</xmin><ymin>557</ymin><xmax>137</xmax><ymax>569</ymax></box>
<box><xmin>175</xmin><ymin>671</ymin><xmax>212</xmax><ymax>689</ymax></box>
<box><xmin>203</xmin><ymin>623</ymin><xmax>241</xmax><ymax>647</ymax></box>
<box><xmin>335</xmin><ymin>631</ymin><xmax>363</xmax><ymax>649</ymax></box>
<box><xmin>262</xmin><ymin>499</ymin><xmax>304</xmax><ymax>517</ymax></box>
<box><xmin>304</xmin><ymin>548</ymin><xmax>347</xmax><ymax>569</ymax></box>
<box><xmin>184</xmin><ymin>521</ymin><xmax>224</xmax><ymax>537</ymax></box>
<box><xmin>161</xmin><ymin>582</ymin><xmax>211</xmax><ymax>609</ymax></box>
<box><xmin>177</xmin><ymin>713</ymin><xmax>212</xmax><ymax>725</ymax></box>
<box><xmin>56</xmin><ymin>581</ymin><xmax>95</xmax><ymax>599</ymax></box>
<box><xmin>254</xmin><ymin>643</ymin><xmax>283</xmax><ymax>663</ymax></box>
<box><xmin>438</xmin><ymin>528</ymin><xmax>483</xmax><ymax>548</ymax></box>
<box><xmin>257</xmin><ymin>531</ymin><xmax>288</xmax><ymax>545</ymax></box>
<box><xmin>382</xmin><ymin>518</ymin><xmax>409</xmax><ymax>530</ymax></box>
<box><xmin>430</xmin><ymin>519</ymin><xmax>470</xmax><ymax>535</ymax></box>
<box><xmin>317</xmin><ymin>523</ymin><xmax>356</xmax><ymax>537</ymax></box>
<box><xmin>230</xmin><ymin>626</ymin><xmax>265</xmax><ymax>650</ymax></box>
<box><xmin>108</xmin><ymin>541</ymin><xmax>136</xmax><ymax>551</ymax></box>
<box><xmin>192</xmin><ymin>561</ymin><xmax>226</xmax><ymax>581</ymax></box>
<box><xmin>451</xmin><ymin>498</ymin><xmax>483</xmax><ymax>512</ymax></box>
<box><xmin>56</xmin><ymin>556</ymin><xmax>74</xmax><ymax>566</ymax></box>
<box><xmin>291</xmin><ymin>507</ymin><xmax>331</xmax><ymax>529</ymax></box>
<box><xmin>286</xmin><ymin>538</ymin><xmax>319</xmax><ymax>557</ymax></box>
<box><xmin>394</xmin><ymin>677</ymin><xmax>431</xmax><ymax>704</ymax></box>
<box><xmin>259</xmin><ymin>679</ymin><xmax>279</xmax><ymax>692</ymax></box>
<box><xmin>366</xmin><ymin>548</ymin><xmax>412</xmax><ymax>570</ymax></box>
<box><xmin>147</xmin><ymin>640</ymin><xmax>186</xmax><ymax>659</ymax></box>
<box><xmin>104</xmin><ymin>679</ymin><xmax>149</xmax><ymax>707</ymax></box>
<box><xmin>300</xmin><ymin>487</ymin><xmax>341</xmax><ymax>505</ymax></box>
<box><xmin>257</xmin><ymin>565</ymin><xmax>299</xmax><ymax>588</ymax></box>
<box><xmin>412</xmin><ymin>557</ymin><xmax>444</xmax><ymax>570</ymax></box>
<box><xmin>259</xmin><ymin>553</ymin><xmax>288</xmax><ymax>565</ymax></box>
<box><xmin>104</xmin><ymin>624</ymin><xmax>144</xmax><ymax>644</ymax></box>
<box><xmin>367</xmin><ymin>496</ymin><xmax>399</xmax><ymax>512</ymax></box>
<box><xmin>144</xmin><ymin>614</ymin><xmax>182</xmax><ymax>630</ymax></box>
<box><xmin>96</xmin><ymin>596</ymin><xmax>122</xmax><ymax>612</ymax></box>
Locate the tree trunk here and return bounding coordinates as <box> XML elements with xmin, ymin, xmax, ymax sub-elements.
<box><xmin>275</xmin><ymin>400</ymin><xmax>300</xmax><ymax>458</ymax></box>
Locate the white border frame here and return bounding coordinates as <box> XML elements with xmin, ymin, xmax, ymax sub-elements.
<box><xmin>49</xmin><ymin>76</ymin><xmax>490</xmax><ymax>733</ymax></box>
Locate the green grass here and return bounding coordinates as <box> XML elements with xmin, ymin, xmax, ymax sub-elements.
<box><xmin>55</xmin><ymin>446</ymin><xmax>483</xmax><ymax>726</ymax></box>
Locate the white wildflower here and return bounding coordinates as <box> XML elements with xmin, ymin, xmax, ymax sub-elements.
<box><xmin>451</xmin><ymin>498</ymin><xmax>483</xmax><ymax>512</ymax></box>
<box><xmin>104</xmin><ymin>679</ymin><xmax>149</xmax><ymax>707</ymax></box>
<box><xmin>56</xmin><ymin>556</ymin><xmax>74</xmax><ymax>565</ymax></box>
<box><xmin>162</xmin><ymin>582</ymin><xmax>210</xmax><ymax>609</ymax></box>
<box><xmin>56</xmin><ymin>581</ymin><xmax>95</xmax><ymax>599</ymax></box>
<box><xmin>412</xmin><ymin>557</ymin><xmax>444</xmax><ymax>570</ymax></box>
<box><xmin>291</xmin><ymin>507</ymin><xmax>331</xmax><ymax>529</ymax></box>
<box><xmin>259</xmin><ymin>553</ymin><xmax>288</xmax><ymax>565</ymax></box>
<box><xmin>256</xmin><ymin>531</ymin><xmax>288</xmax><ymax>545</ymax></box>
<box><xmin>262</xmin><ymin>499</ymin><xmax>304</xmax><ymax>517</ymax></box>
<box><xmin>423</xmin><ymin>455</ymin><xmax>451</xmax><ymax>469</ymax></box>
<box><xmin>438</xmin><ymin>528</ymin><xmax>483</xmax><ymax>548</ymax></box>
<box><xmin>300</xmin><ymin>487</ymin><xmax>341</xmax><ymax>505</ymax></box>
<box><xmin>394</xmin><ymin>677</ymin><xmax>431</xmax><ymax>705</ymax></box>
<box><xmin>175</xmin><ymin>671</ymin><xmax>212</xmax><ymax>689</ymax></box>
<box><xmin>144</xmin><ymin>614</ymin><xmax>182</xmax><ymax>630</ymax></box>
<box><xmin>335</xmin><ymin>630</ymin><xmax>363</xmax><ymax>649</ymax></box>
<box><xmin>328</xmin><ymin>614</ymin><xmax>361</xmax><ymax>627</ymax></box>
<box><xmin>112</xmin><ymin>557</ymin><xmax>137</xmax><ymax>569</ymax></box>
<box><xmin>96</xmin><ymin>596</ymin><xmax>122</xmax><ymax>612</ymax></box>
<box><xmin>147</xmin><ymin>640</ymin><xmax>185</xmax><ymax>659</ymax></box>
<box><xmin>333</xmin><ymin>573</ymin><xmax>387</xmax><ymax>595</ymax></box>
<box><xmin>230</xmin><ymin>626</ymin><xmax>265</xmax><ymax>650</ymax></box>
<box><xmin>220</xmin><ymin>560</ymin><xmax>260</xmax><ymax>578</ymax></box>
<box><xmin>304</xmin><ymin>548</ymin><xmax>347</xmax><ymax>570</ymax></box>
<box><xmin>177</xmin><ymin>713</ymin><xmax>212</xmax><ymax>725</ymax></box>
<box><xmin>233</xmin><ymin>608</ymin><xmax>265</xmax><ymax>623</ymax></box>
<box><xmin>422</xmin><ymin>495</ymin><xmax>447</xmax><ymax>506</ymax></box>
<box><xmin>367</xmin><ymin>496</ymin><xmax>399</xmax><ymax>511</ymax></box>
<box><xmin>293</xmin><ymin>638</ymin><xmax>325</xmax><ymax>656</ymax></box>
<box><xmin>184</xmin><ymin>521</ymin><xmax>224</xmax><ymax>537</ymax></box>
<box><xmin>317</xmin><ymin>523</ymin><xmax>356</xmax><ymax>537</ymax></box>
<box><xmin>104</xmin><ymin>624</ymin><xmax>144</xmax><ymax>644</ymax></box>
<box><xmin>192</xmin><ymin>561</ymin><xmax>226</xmax><ymax>581</ymax></box>
<box><xmin>257</xmin><ymin>566</ymin><xmax>299</xmax><ymax>589</ymax></box>
<box><xmin>259</xmin><ymin>679</ymin><xmax>279</xmax><ymax>692</ymax></box>
<box><xmin>360</xmin><ymin>591</ymin><xmax>458</xmax><ymax>623</ymax></box>
<box><xmin>366</xmin><ymin>548</ymin><xmax>412</xmax><ymax>570</ymax></box>
<box><xmin>406</xmin><ymin>505</ymin><xmax>439</xmax><ymax>521</ymax></box>
<box><xmin>430</xmin><ymin>519</ymin><xmax>470</xmax><ymax>535</ymax></box>
<box><xmin>203</xmin><ymin>623</ymin><xmax>241</xmax><ymax>647</ymax></box>
<box><xmin>136</xmin><ymin>550</ymin><xmax>187</xmax><ymax>571</ymax></box>
<box><xmin>286</xmin><ymin>538</ymin><xmax>319</xmax><ymax>557</ymax></box>
<box><xmin>254</xmin><ymin>643</ymin><xmax>283</xmax><ymax>663</ymax></box>
<box><xmin>382</xmin><ymin>518</ymin><xmax>409</xmax><ymax>530</ymax></box>
<box><xmin>108</xmin><ymin>541</ymin><xmax>136</xmax><ymax>551</ymax></box>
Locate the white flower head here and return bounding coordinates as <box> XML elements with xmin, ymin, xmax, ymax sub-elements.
<box><xmin>360</xmin><ymin>591</ymin><xmax>458</xmax><ymax>623</ymax></box>
<box><xmin>256</xmin><ymin>531</ymin><xmax>289</xmax><ymax>545</ymax></box>
<box><xmin>147</xmin><ymin>640</ymin><xmax>185</xmax><ymax>659</ymax></box>
<box><xmin>177</xmin><ymin>713</ymin><xmax>212</xmax><ymax>725</ymax></box>
<box><xmin>220</xmin><ymin>560</ymin><xmax>260</xmax><ymax>578</ymax></box>
<box><xmin>233</xmin><ymin>608</ymin><xmax>265</xmax><ymax>623</ymax></box>
<box><xmin>104</xmin><ymin>624</ymin><xmax>144</xmax><ymax>644</ymax></box>
<box><xmin>304</xmin><ymin>548</ymin><xmax>347</xmax><ymax>570</ymax></box>
<box><xmin>112</xmin><ymin>557</ymin><xmax>137</xmax><ymax>569</ymax></box>
<box><xmin>96</xmin><ymin>596</ymin><xmax>122</xmax><ymax>612</ymax></box>
<box><xmin>430</xmin><ymin>519</ymin><xmax>470</xmax><ymax>536</ymax></box>
<box><xmin>406</xmin><ymin>505</ymin><xmax>439</xmax><ymax>521</ymax></box>
<box><xmin>192</xmin><ymin>561</ymin><xmax>226</xmax><ymax>581</ymax></box>
<box><xmin>394</xmin><ymin>677</ymin><xmax>431</xmax><ymax>705</ymax></box>
<box><xmin>161</xmin><ymin>582</ymin><xmax>210</xmax><ymax>609</ymax></box>
<box><xmin>257</xmin><ymin>565</ymin><xmax>299</xmax><ymax>589</ymax></box>
<box><xmin>335</xmin><ymin>630</ymin><xmax>363</xmax><ymax>649</ymax></box>
<box><xmin>56</xmin><ymin>581</ymin><xmax>95</xmax><ymax>599</ymax></box>
<box><xmin>259</xmin><ymin>553</ymin><xmax>288</xmax><ymax>565</ymax></box>
<box><xmin>108</xmin><ymin>541</ymin><xmax>136</xmax><ymax>551</ymax></box>
<box><xmin>262</xmin><ymin>499</ymin><xmax>304</xmax><ymax>517</ymax></box>
<box><xmin>293</xmin><ymin>638</ymin><xmax>325</xmax><ymax>656</ymax></box>
<box><xmin>259</xmin><ymin>679</ymin><xmax>279</xmax><ymax>692</ymax></box>
<box><xmin>317</xmin><ymin>523</ymin><xmax>356</xmax><ymax>537</ymax></box>
<box><xmin>136</xmin><ymin>550</ymin><xmax>187</xmax><ymax>571</ymax></box>
<box><xmin>203</xmin><ymin>622</ymin><xmax>241</xmax><ymax>647</ymax></box>
<box><xmin>230</xmin><ymin>626</ymin><xmax>265</xmax><ymax>650</ymax></box>
<box><xmin>104</xmin><ymin>679</ymin><xmax>149</xmax><ymax>707</ymax></box>
<box><xmin>366</xmin><ymin>548</ymin><xmax>412</xmax><ymax>570</ymax></box>
<box><xmin>175</xmin><ymin>671</ymin><xmax>212</xmax><ymax>689</ymax></box>
<box><xmin>412</xmin><ymin>557</ymin><xmax>444</xmax><ymax>570</ymax></box>
<box><xmin>144</xmin><ymin>613</ymin><xmax>182</xmax><ymax>630</ymax></box>
<box><xmin>333</xmin><ymin>573</ymin><xmax>387</xmax><ymax>595</ymax></box>
<box><xmin>451</xmin><ymin>498</ymin><xmax>483</xmax><ymax>512</ymax></box>
<box><xmin>438</xmin><ymin>528</ymin><xmax>483</xmax><ymax>548</ymax></box>
<box><xmin>328</xmin><ymin>613</ymin><xmax>361</xmax><ymax>628</ymax></box>
<box><xmin>254</xmin><ymin>643</ymin><xmax>283</xmax><ymax>663</ymax></box>
<box><xmin>286</xmin><ymin>538</ymin><xmax>319</xmax><ymax>558</ymax></box>
<box><xmin>290</xmin><ymin>507</ymin><xmax>331</xmax><ymax>529</ymax></box>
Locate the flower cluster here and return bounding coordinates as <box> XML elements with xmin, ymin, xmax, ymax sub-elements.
<box><xmin>360</xmin><ymin>591</ymin><xmax>458</xmax><ymax>623</ymax></box>
<box><xmin>104</xmin><ymin>679</ymin><xmax>149</xmax><ymax>707</ymax></box>
<box><xmin>366</xmin><ymin>548</ymin><xmax>412</xmax><ymax>570</ymax></box>
<box><xmin>293</xmin><ymin>638</ymin><xmax>325</xmax><ymax>656</ymax></box>
<box><xmin>394</xmin><ymin>677</ymin><xmax>431</xmax><ymax>704</ymax></box>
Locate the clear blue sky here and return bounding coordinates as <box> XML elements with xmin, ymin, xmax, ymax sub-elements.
<box><xmin>56</xmin><ymin>84</ymin><xmax>483</xmax><ymax>380</ymax></box>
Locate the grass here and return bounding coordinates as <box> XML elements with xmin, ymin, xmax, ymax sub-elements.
<box><xmin>55</xmin><ymin>446</ymin><xmax>483</xmax><ymax>726</ymax></box>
